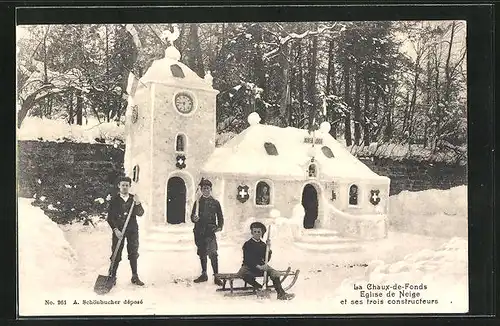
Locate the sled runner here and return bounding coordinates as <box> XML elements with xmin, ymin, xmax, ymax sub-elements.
<box><xmin>215</xmin><ymin>267</ymin><xmax>300</xmax><ymax>296</ymax></box>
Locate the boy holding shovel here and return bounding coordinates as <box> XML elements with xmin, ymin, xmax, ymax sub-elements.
<box><xmin>106</xmin><ymin>176</ymin><xmax>145</xmax><ymax>286</ymax></box>
<box><xmin>237</xmin><ymin>222</ymin><xmax>295</xmax><ymax>300</ymax></box>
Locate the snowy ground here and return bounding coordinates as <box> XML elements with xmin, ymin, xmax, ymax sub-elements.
<box><xmin>18</xmin><ymin>186</ymin><xmax>468</xmax><ymax>316</ymax></box>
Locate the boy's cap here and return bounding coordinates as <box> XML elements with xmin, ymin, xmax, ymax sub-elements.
<box><xmin>250</xmin><ymin>222</ymin><xmax>266</xmax><ymax>234</ymax></box>
<box><xmin>199</xmin><ymin>178</ymin><xmax>212</xmax><ymax>188</ymax></box>
<box><xmin>118</xmin><ymin>176</ymin><xmax>132</xmax><ymax>184</ymax></box>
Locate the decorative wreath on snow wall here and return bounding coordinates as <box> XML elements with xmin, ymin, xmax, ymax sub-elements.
<box><xmin>175</xmin><ymin>154</ymin><xmax>186</xmax><ymax>169</ymax></box>
<box><xmin>370</xmin><ymin>189</ymin><xmax>381</xmax><ymax>205</ymax></box>
<box><xmin>237</xmin><ymin>184</ymin><xmax>250</xmax><ymax>203</ymax></box>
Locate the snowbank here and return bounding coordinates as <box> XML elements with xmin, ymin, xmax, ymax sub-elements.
<box><xmin>18</xmin><ymin>117</ymin><xmax>125</xmax><ymax>144</ymax></box>
<box><xmin>389</xmin><ymin>186</ymin><xmax>467</xmax><ymax>238</ymax></box>
<box><xmin>18</xmin><ymin>199</ymin><xmax>78</xmax><ymax>298</ymax></box>
<box><xmin>333</xmin><ymin>237</ymin><xmax>467</xmax><ymax>313</ymax></box>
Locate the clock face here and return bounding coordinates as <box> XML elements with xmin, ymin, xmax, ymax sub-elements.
<box><xmin>174</xmin><ymin>93</ymin><xmax>194</xmax><ymax>114</ymax></box>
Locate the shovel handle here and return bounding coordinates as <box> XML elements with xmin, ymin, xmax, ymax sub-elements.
<box><xmin>108</xmin><ymin>198</ymin><xmax>136</xmax><ymax>276</ymax></box>
<box><xmin>263</xmin><ymin>225</ymin><xmax>272</xmax><ymax>289</ymax></box>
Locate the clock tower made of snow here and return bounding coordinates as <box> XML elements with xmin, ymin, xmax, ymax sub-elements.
<box><xmin>124</xmin><ymin>25</ymin><xmax>219</xmax><ymax>231</ymax></box>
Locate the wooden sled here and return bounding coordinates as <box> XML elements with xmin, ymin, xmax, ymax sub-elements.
<box><xmin>215</xmin><ymin>267</ymin><xmax>300</xmax><ymax>297</ymax></box>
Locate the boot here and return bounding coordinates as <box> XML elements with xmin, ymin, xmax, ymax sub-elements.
<box><xmin>209</xmin><ymin>254</ymin><xmax>222</xmax><ymax>286</ymax></box>
<box><xmin>272</xmin><ymin>277</ymin><xmax>294</xmax><ymax>300</ymax></box>
<box><xmin>214</xmin><ymin>275</ymin><xmax>223</xmax><ymax>286</ymax></box>
<box><xmin>131</xmin><ymin>274</ymin><xmax>145</xmax><ymax>286</ymax></box>
<box><xmin>194</xmin><ymin>272</ymin><xmax>208</xmax><ymax>283</ymax></box>
<box><xmin>277</xmin><ymin>292</ymin><xmax>296</xmax><ymax>300</ymax></box>
<box><xmin>194</xmin><ymin>256</ymin><xmax>208</xmax><ymax>283</ymax></box>
<box><xmin>130</xmin><ymin>259</ymin><xmax>145</xmax><ymax>286</ymax></box>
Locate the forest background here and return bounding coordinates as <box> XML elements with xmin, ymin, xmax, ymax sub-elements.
<box><xmin>17</xmin><ymin>21</ymin><xmax>467</xmax><ymax>158</ymax></box>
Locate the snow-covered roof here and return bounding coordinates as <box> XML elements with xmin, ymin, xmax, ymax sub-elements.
<box><xmin>140</xmin><ymin>46</ymin><xmax>216</xmax><ymax>92</ymax></box>
<box><xmin>202</xmin><ymin>120</ymin><xmax>388</xmax><ymax>181</ymax></box>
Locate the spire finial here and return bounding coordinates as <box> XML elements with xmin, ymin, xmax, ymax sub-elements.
<box><xmin>160</xmin><ymin>24</ymin><xmax>180</xmax><ymax>45</ymax></box>
<box><xmin>161</xmin><ymin>24</ymin><xmax>181</xmax><ymax>60</ymax></box>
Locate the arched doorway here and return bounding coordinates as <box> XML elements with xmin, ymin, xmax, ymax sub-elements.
<box><xmin>166</xmin><ymin>177</ymin><xmax>186</xmax><ymax>224</ymax></box>
<box><xmin>302</xmin><ymin>184</ymin><xmax>318</xmax><ymax>229</ymax></box>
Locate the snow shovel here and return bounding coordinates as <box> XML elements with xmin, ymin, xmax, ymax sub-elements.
<box><xmin>94</xmin><ymin>200</ymin><xmax>135</xmax><ymax>295</ymax></box>
<box><xmin>257</xmin><ymin>225</ymin><xmax>272</xmax><ymax>299</ymax></box>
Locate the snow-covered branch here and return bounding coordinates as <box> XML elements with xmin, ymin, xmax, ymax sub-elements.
<box><xmin>263</xmin><ymin>23</ymin><xmax>339</xmax><ymax>60</ymax></box>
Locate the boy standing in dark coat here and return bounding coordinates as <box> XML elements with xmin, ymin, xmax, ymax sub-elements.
<box><xmin>191</xmin><ymin>178</ymin><xmax>224</xmax><ymax>285</ymax></box>
<box><xmin>107</xmin><ymin>176</ymin><xmax>145</xmax><ymax>286</ymax></box>
<box><xmin>237</xmin><ymin>222</ymin><xmax>295</xmax><ymax>300</ymax></box>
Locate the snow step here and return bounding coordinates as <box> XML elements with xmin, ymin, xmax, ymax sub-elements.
<box><xmin>293</xmin><ymin>241</ymin><xmax>362</xmax><ymax>253</ymax></box>
<box><xmin>143</xmin><ymin>237</ymin><xmax>192</xmax><ymax>245</ymax></box>
<box><xmin>144</xmin><ymin>232</ymin><xmax>192</xmax><ymax>243</ymax></box>
<box><xmin>142</xmin><ymin>242</ymin><xmax>195</xmax><ymax>252</ymax></box>
<box><xmin>147</xmin><ymin>224</ymin><xmax>193</xmax><ymax>235</ymax></box>
<box><xmin>301</xmin><ymin>228</ymin><xmax>341</xmax><ymax>237</ymax></box>
<box><xmin>298</xmin><ymin>234</ymin><xmax>359</xmax><ymax>244</ymax></box>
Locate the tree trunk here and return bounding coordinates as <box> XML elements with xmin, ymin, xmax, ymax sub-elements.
<box><xmin>383</xmin><ymin>84</ymin><xmax>394</xmax><ymax>141</ymax></box>
<box><xmin>433</xmin><ymin>49</ymin><xmax>441</xmax><ymax>150</ymax></box>
<box><xmin>253</xmin><ymin>25</ymin><xmax>266</xmax><ymax>94</ymax></box>
<box><xmin>326</xmin><ymin>38</ymin><xmax>337</xmax><ymax>138</ymax></box>
<box><xmin>76</xmin><ymin>90</ymin><xmax>83</xmax><ymax>125</ymax></box>
<box><xmin>288</xmin><ymin>44</ymin><xmax>297</xmax><ymax>127</ymax></box>
<box><xmin>279</xmin><ymin>45</ymin><xmax>291</xmax><ymax>117</ymax></box>
<box><xmin>297</xmin><ymin>43</ymin><xmax>305</xmax><ymax>128</ymax></box>
<box><xmin>307</xmin><ymin>32</ymin><xmax>318</xmax><ymax>131</ymax></box>
<box><xmin>372</xmin><ymin>89</ymin><xmax>381</xmax><ymax>141</ymax></box>
<box><xmin>438</xmin><ymin>21</ymin><xmax>456</xmax><ymax>147</ymax></box>
<box><xmin>326</xmin><ymin>39</ymin><xmax>334</xmax><ymax>94</ymax></box>
<box><xmin>17</xmin><ymin>84</ymin><xmax>56</xmax><ymax>128</ymax></box>
<box><xmin>408</xmin><ymin>55</ymin><xmax>421</xmax><ymax>145</ymax></box>
<box><xmin>353</xmin><ymin>73</ymin><xmax>362</xmax><ymax>145</ymax></box>
<box><xmin>363</xmin><ymin>76</ymin><xmax>370</xmax><ymax>146</ymax></box>
<box><xmin>424</xmin><ymin>55</ymin><xmax>432</xmax><ymax>147</ymax></box>
<box><xmin>402</xmin><ymin>90</ymin><xmax>410</xmax><ymax>139</ymax></box>
<box><xmin>68</xmin><ymin>90</ymin><xmax>74</xmax><ymax>124</ymax></box>
<box><xmin>176</xmin><ymin>24</ymin><xmax>186</xmax><ymax>54</ymax></box>
<box><xmin>187</xmin><ymin>24</ymin><xmax>205</xmax><ymax>78</ymax></box>
<box><xmin>343</xmin><ymin>63</ymin><xmax>352</xmax><ymax>146</ymax></box>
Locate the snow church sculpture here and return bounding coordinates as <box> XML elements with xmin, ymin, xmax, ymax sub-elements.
<box><xmin>124</xmin><ymin>26</ymin><xmax>390</xmax><ymax>241</ymax></box>
<box><xmin>201</xmin><ymin>114</ymin><xmax>390</xmax><ymax>240</ymax></box>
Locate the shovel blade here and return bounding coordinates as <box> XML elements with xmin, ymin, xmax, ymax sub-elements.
<box><xmin>94</xmin><ymin>274</ymin><xmax>115</xmax><ymax>295</ymax></box>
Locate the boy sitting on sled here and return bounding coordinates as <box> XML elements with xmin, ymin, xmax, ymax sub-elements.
<box><xmin>237</xmin><ymin>222</ymin><xmax>295</xmax><ymax>300</ymax></box>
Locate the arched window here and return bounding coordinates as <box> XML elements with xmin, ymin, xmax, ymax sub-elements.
<box><xmin>255</xmin><ymin>181</ymin><xmax>271</xmax><ymax>206</ymax></box>
<box><xmin>321</xmin><ymin>146</ymin><xmax>334</xmax><ymax>158</ymax></box>
<box><xmin>349</xmin><ymin>184</ymin><xmax>358</xmax><ymax>205</ymax></box>
<box><xmin>133</xmin><ymin>165</ymin><xmax>140</xmax><ymax>183</ymax></box>
<box><xmin>264</xmin><ymin>142</ymin><xmax>278</xmax><ymax>155</ymax></box>
<box><xmin>308</xmin><ymin>163</ymin><xmax>317</xmax><ymax>178</ymax></box>
<box><xmin>175</xmin><ymin>134</ymin><xmax>186</xmax><ymax>152</ymax></box>
<box><xmin>170</xmin><ymin>64</ymin><xmax>185</xmax><ymax>78</ymax></box>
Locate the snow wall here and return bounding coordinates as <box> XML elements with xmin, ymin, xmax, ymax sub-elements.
<box><xmin>18</xmin><ymin>198</ymin><xmax>78</xmax><ymax>294</ymax></box>
<box><xmin>388</xmin><ymin>186</ymin><xmax>467</xmax><ymax>238</ymax></box>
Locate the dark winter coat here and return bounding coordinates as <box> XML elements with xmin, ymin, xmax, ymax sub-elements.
<box><xmin>241</xmin><ymin>238</ymin><xmax>272</xmax><ymax>273</ymax></box>
<box><xmin>107</xmin><ymin>194</ymin><xmax>144</xmax><ymax>232</ymax></box>
<box><xmin>190</xmin><ymin>196</ymin><xmax>224</xmax><ymax>236</ymax></box>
